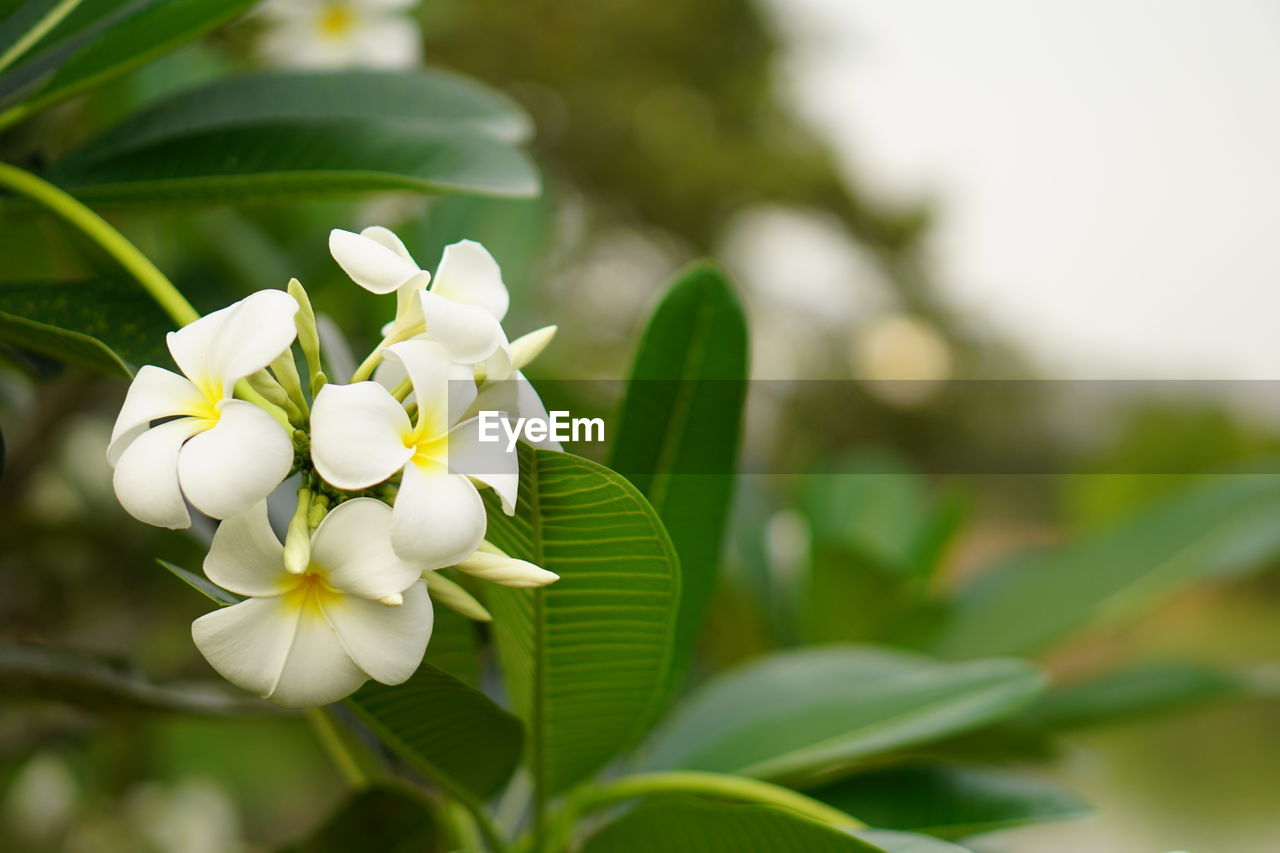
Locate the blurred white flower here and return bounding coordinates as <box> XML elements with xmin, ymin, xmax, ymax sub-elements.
<box><xmin>128</xmin><ymin>778</ymin><xmax>243</xmax><ymax>853</ymax></box>
<box><xmin>108</xmin><ymin>290</ymin><xmax>299</xmax><ymax>529</ymax></box>
<box><xmin>851</xmin><ymin>313</ymin><xmax>953</xmax><ymax>406</ymax></box>
<box><xmin>310</xmin><ymin>339</ymin><xmax>517</xmax><ymax>567</ymax></box>
<box><xmin>192</xmin><ymin>498</ymin><xmax>430</xmax><ymax>708</ymax></box>
<box><xmin>258</xmin><ymin>0</ymin><xmax>422</xmax><ymax>70</ymax></box>
<box><xmin>3</xmin><ymin>752</ymin><xmax>77</xmax><ymax>846</ymax></box>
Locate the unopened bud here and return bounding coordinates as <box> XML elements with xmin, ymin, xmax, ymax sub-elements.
<box><xmin>510</xmin><ymin>325</ymin><xmax>557</xmax><ymax>371</ymax></box>
<box><xmin>287</xmin><ymin>278</ymin><xmax>323</xmax><ymax>383</ymax></box>
<box><xmin>453</xmin><ymin>547</ymin><xmax>558</xmax><ymax>589</ymax></box>
<box><xmin>307</xmin><ymin>493</ymin><xmax>330</xmax><ymax>529</ymax></box>
<box><xmin>377</xmin><ymin>592</ymin><xmax>404</xmax><ymax>607</ymax></box>
<box><xmin>424</xmin><ymin>573</ymin><xmax>491</xmax><ymax>622</ymax></box>
<box><xmin>283</xmin><ymin>489</ymin><xmax>312</xmax><ymax>575</ymax></box>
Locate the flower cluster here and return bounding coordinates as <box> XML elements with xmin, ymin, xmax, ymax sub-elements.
<box><xmin>109</xmin><ymin>227</ymin><xmax>558</xmax><ymax>707</ymax></box>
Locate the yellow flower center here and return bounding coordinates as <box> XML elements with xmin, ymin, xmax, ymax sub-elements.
<box><xmin>318</xmin><ymin>4</ymin><xmax>356</xmax><ymax>37</ymax></box>
<box><xmin>282</xmin><ymin>570</ymin><xmax>342</xmax><ymax>620</ymax></box>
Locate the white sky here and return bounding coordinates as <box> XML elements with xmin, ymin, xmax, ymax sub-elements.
<box><xmin>766</xmin><ymin>0</ymin><xmax>1280</xmax><ymax>379</ymax></box>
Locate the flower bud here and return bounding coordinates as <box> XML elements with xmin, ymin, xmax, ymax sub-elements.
<box><xmin>453</xmin><ymin>546</ymin><xmax>558</xmax><ymax>588</ymax></box>
<box><xmin>283</xmin><ymin>489</ymin><xmax>312</xmax><ymax>575</ymax></box>
<box><xmin>287</xmin><ymin>278</ymin><xmax>325</xmax><ymax>390</ymax></box>
<box><xmin>424</xmin><ymin>572</ymin><xmax>491</xmax><ymax>622</ymax></box>
<box><xmin>510</xmin><ymin>325</ymin><xmax>557</xmax><ymax>371</ymax></box>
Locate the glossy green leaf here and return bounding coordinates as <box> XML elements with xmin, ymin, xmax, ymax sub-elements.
<box><xmin>644</xmin><ymin>646</ymin><xmax>1045</xmax><ymax>782</ymax></box>
<box><xmin>0</xmin><ymin>277</ymin><xmax>172</xmax><ymax>375</ymax></box>
<box><xmin>483</xmin><ymin>445</ymin><xmax>681</xmax><ymax>794</ymax></box>
<box><xmin>856</xmin><ymin>830</ymin><xmax>974</xmax><ymax>852</ymax></box>
<box><xmin>0</xmin><ymin>641</ymin><xmax>270</xmax><ymax>715</ymax></box>
<box><xmin>0</xmin><ymin>0</ymin><xmax>257</xmax><ymax>128</ymax></box>
<box><xmin>580</xmin><ymin>798</ymin><xmax>885</xmax><ymax>853</ymax></box>
<box><xmin>158</xmin><ymin>559</ymin><xmax>238</xmax><ymax>606</ymax></box>
<box><xmin>45</xmin><ymin>118</ymin><xmax>539</xmax><ymax>204</ymax></box>
<box><xmin>345</xmin><ymin>662</ymin><xmax>522</xmax><ymax>800</ymax></box>
<box><xmin>928</xmin><ymin>475</ymin><xmax>1280</xmax><ymax>660</ymax></box>
<box><xmin>609</xmin><ymin>262</ymin><xmax>748</xmax><ymax>688</ymax></box>
<box><xmin>421</xmin><ymin>602</ymin><xmax>480</xmax><ymax>688</ymax></box>
<box><xmin>1026</xmin><ymin>661</ymin><xmax>1251</xmax><ymax>731</ymax></box>
<box><xmin>279</xmin><ymin>783</ymin><xmax>440</xmax><ymax>853</ymax></box>
<box><xmin>809</xmin><ymin>763</ymin><xmax>1088</xmax><ymax>839</ymax></box>
<box><xmin>81</xmin><ymin>69</ymin><xmax>533</xmax><ymax>158</ymax></box>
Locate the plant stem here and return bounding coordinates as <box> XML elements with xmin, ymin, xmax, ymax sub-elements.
<box><xmin>547</xmin><ymin>771</ymin><xmax>864</xmax><ymax>848</ymax></box>
<box><xmin>0</xmin><ymin>0</ymin><xmax>86</xmax><ymax>75</ymax></box>
<box><xmin>305</xmin><ymin>707</ymin><xmax>370</xmax><ymax>789</ymax></box>
<box><xmin>0</xmin><ymin>162</ymin><xmax>199</xmax><ymax>326</ymax></box>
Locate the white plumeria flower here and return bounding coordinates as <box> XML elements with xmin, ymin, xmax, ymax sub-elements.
<box><xmin>310</xmin><ymin>339</ymin><xmax>517</xmax><ymax>567</ymax></box>
<box><xmin>108</xmin><ymin>290</ymin><xmax>299</xmax><ymax>529</ymax></box>
<box><xmin>330</xmin><ymin>229</ymin><xmax>512</xmax><ymax>367</ymax></box>
<box><xmin>258</xmin><ymin>0</ymin><xmax>422</xmax><ymax>70</ymax></box>
<box><xmin>192</xmin><ymin>498</ymin><xmax>431</xmax><ymax>708</ymax></box>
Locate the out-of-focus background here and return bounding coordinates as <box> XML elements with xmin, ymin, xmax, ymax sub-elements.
<box><xmin>4</xmin><ymin>2</ymin><xmax>1280</xmax><ymax>851</ymax></box>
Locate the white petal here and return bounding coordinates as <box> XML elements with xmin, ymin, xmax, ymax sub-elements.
<box><xmin>330</xmin><ymin>228</ymin><xmax>421</xmax><ymax>294</ymax></box>
<box><xmin>515</xmin><ymin>372</ymin><xmax>563</xmax><ymax>451</ymax></box>
<box><xmin>112</xmin><ymin>417</ymin><xmax>204</xmax><ymax>529</ymax></box>
<box><xmin>453</xmin><ymin>551</ymin><xmax>557</xmax><ymax>588</ymax></box>
<box><xmin>204</xmin><ymin>501</ymin><xmax>291</xmax><ymax>597</ymax></box>
<box><xmin>192</xmin><ymin>597</ymin><xmax>301</xmax><ymax>700</ymax></box>
<box><xmin>510</xmin><ymin>325</ymin><xmax>557</xmax><ymax>371</ymax></box>
<box><xmin>445</xmin><ymin>416</ymin><xmax>518</xmax><ymax>514</ymax></box>
<box><xmin>271</xmin><ymin>606</ymin><xmax>368</xmax><ymax>707</ymax></box>
<box><xmin>480</xmin><ymin>340</ymin><xmax>513</xmax><ymax>382</ymax></box>
<box><xmin>310</xmin><ymin>498</ymin><xmax>422</xmax><ymax>599</ymax></box>
<box><xmin>351</xmin><ymin>18</ymin><xmax>423</xmax><ymax>70</ymax></box>
<box><xmin>383</xmin><ymin>339</ymin><xmax>476</xmax><ymax>434</ymax></box>
<box><xmin>359</xmin><ymin>226</ymin><xmax>417</xmax><ymax>265</ymax></box>
<box><xmin>167</xmin><ymin>290</ymin><xmax>299</xmax><ymax>393</ymax></box>
<box><xmin>419</xmin><ymin>290</ymin><xmax>508</xmax><ymax>365</ymax></box>
<box><xmin>392</xmin><ymin>463</ymin><xmax>486</xmax><ymax>569</ymax></box>
<box><xmin>323</xmin><ymin>580</ymin><xmax>431</xmax><ymax>685</ymax></box>
<box><xmin>177</xmin><ymin>400</ymin><xmax>294</xmax><ymax>520</ymax></box>
<box><xmin>388</xmin><ymin>271</ymin><xmax>429</xmax><ymax>338</ymax></box>
<box><xmin>431</xmin><ymin>240</ymin><xmax>509</xmax><ymax>319</ymax></box>
<box><xmin>108</xmin><ymin>366</ymin><xmax>205</xmax><ymax>465</ymax></box>
<box><xmin>310</xmin><ymin>382</ymin><xmax>413</xmax><ymax>490</ymax></box>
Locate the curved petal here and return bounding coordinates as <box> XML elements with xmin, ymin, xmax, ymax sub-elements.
<box><xmin>445</xmin><ymin>416</ymin><xmax>518</xmax><ymax>514</ymax></box>
<box><xmin>310</xmin><ymin>499</ymin><xmax>422</xmax><ymax>599</ymax></box>
<box><xmin>310</xmin><ymin>382</ymin><xmax>413</xmax><ymax>490</ymax></box>
<box><xmin>330</xmin><ymin>228</ymin><xmax>421</xmax><ymax>294</ymax></box>
<box><xmin>168</xmin><ymin>290</ymin><xmax>299</xmax><ymax>392</ymax></box>
<box><xmin>108</xmin><ymin>366</ymin><xmax>205</xmax><ymax>465</ymax></box>
<box><xmin>515</xmin><ymin>372</ymin><xmax>563</xmax><ymax>451</ymax></box>
<box><xmin>387</xmin><ymin>271</ymin><xmax>429</xmax><ymax>338</ymax></box>
<box><xmin>360</xmin><ymin>226</ymin><xmax>417</xmax><ymax>265</ymax></box>
<box><xmin>205</xmin><ymin>501</ymin><xmax>292</xmax><ymax>597</ymax></box>
<box><xmin>431</xmin><ymin>240</ymin><xmax>509</xmax><ymax>320</ymax></box>
<box><xmin>351</xmin><ymin>18</ymin><xmax>423</xmax><ymax>70</ymax></box>
<box><xmin>268</xmin><ymin>606</ymin><xmax>369</xmax><ymax>707</ymax></box>
<box><xmin>177</xmin><ymin>401</ymin><xmax>293</xmax><ymax>520</ymax></box>
<box><xmin>192</xmin><ymin>597</ymin><xmax>300</xmax><ymax>700</ymax></box>
<box><xmin>392</xmin><ymin>462</ymin><xmax>486</xmax><ymax>569</ymax></box>
<box><xmin>383</xmin><ymin>339</ymin><xmax>476</xmax><ymax>434</ymax></box>
<box><xmin>419</xmin><ymin>290</ymin><xmax>507</xmax><ymax>366</ymax></box>
<box><xmin>323</xmin><ymin>580</ymin><xmax>432</xmax><ymax>685</ymax></box>
<box><xmin>480</xmin><ymin>339</ymin><xmax>513</xmax><ymax>382</ymax></box>
<box><xmin>112</xmin><ymin>417</ymin><xmax>204</xmax><ymax>529</ymax></box>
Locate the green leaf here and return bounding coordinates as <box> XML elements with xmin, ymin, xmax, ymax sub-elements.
<box><xmin>0</xmin><ymin>641</ymin><xmax>270</xmax><ymax>715</ymax></box>
<box><xmin>0</xmin><ymin>0</ymin><xmax>257</xmax><ymax>128</ymax></box>
<box><xmin>422</xmin><ymin>602</ymin><xmax>480</xmax><ymax>688</ymax></box>
<box><xmin>928</xmin><ymin>475</ymin><xmax>1280</xmax><ymax>660</ymax></box>
<box><xmin>0</xmin><ymin>277</ymin><xmax>172</xmax><ymax>374</ymax></box>
<box><xmin>643</xmin><ymin>646</ymin><xmax>1045</xmax><ymax>782</ymax></box>
<box><xmin>609</xmin><ymin>262</ymin><xmax>748</xmax><ymax>688</ymax></box>
<box><xmin>580</xmin><ymin>798</ymin><xmax>886</xmax><ymax>853</ymax></box>
<box><xmin>45</xmin><ymin>118</ymin><xmax>539</xmax><ymax>204</ymax></box>
<box><xmin>158</xmin><ymin>559</ymin><xmax>238</xmax><ymax>606</ymax></box>
<box><xmin>344</xmin><ymin>662</ymin><xmax>522</xmax><ymax>801</ymax></box>
<box><xmin>80</xmin><ymin>69</ymin><xmax>533</xmax><ymax>158</ymax></box>
<box><xmin>1025</xmin><ymin>661</ymin><xmax>1251</xmax><ymax>731</ymax></box>
<box><xmin>856</xmin><ymin>830</ymin><xmax>975</xmax><ymax>852</ymax></box>
<box><xmin>483</xmin><ymin>445</ymin><xmax>681</xmax><ymax>794</ymax></box>
<box><xmin>279</xmin><ymin>783</ymin><xmax>440</xmax><ymax>853</ymax></box>
<box><xmin>0</xmin><ymin>0</ymin><xmax>86</xmax><ymax>75</ymax></box>
<box><xmin>809</xmin><ymin>763</ymin><xmax>1088</xmax><ymax>839</ymax></box>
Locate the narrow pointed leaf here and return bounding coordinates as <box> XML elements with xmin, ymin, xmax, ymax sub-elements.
<box><xmin>610</xmin><ymin>262</ymin><xmax>748</xmax><ymax>688</ymax></box>
<box><xmin>483</xmin><ymin>445</ymin><xmax>681</xmax><ymax>793</ymax></box>
<box><xmin>809</xmin><ymin>763</ymin><xmax>1088</xmax><ymax>839</ymax></box>
<box><xmin>644</xmin><ymin>646</ymin><xmax>1045</xmax><ymax>782</ymax></box>
<box><xmin>581</xmin><ymin>798</ymin><xmax>886</xmax><ymax>853</ymax></box>
<box><xmin>345</xmin><ymin>663</ymin><xmax>522</xmax><ymax>800</ymax></box>
<box><xmin>928</xmin><ymin>475</ymin><xmax>1280</xmax><ymax>660</ymax></box>
<box><xmin>159</xmin><ymin>559</ymin><xmax>239</xmax><ymax>606</ymax></box>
